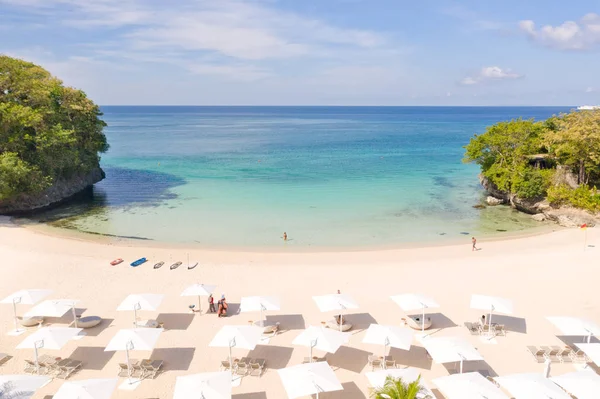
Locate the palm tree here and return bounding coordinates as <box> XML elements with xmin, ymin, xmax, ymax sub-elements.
<box><xmin>370</xmin><ymin>375</ymin><xmax>429</xmax><ymax>399</ymax></box>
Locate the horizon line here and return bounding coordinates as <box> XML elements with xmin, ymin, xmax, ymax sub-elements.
<box><xmin>99</xmin><ymin>104</ymin><xmax>577</xmax><ymax>107</ymax></box>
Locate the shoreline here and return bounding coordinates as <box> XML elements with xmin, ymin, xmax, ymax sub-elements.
<box><xmin>16</xmin><ymin>216</ymin><xmax>562</xmax><ymax>253</ymax></box>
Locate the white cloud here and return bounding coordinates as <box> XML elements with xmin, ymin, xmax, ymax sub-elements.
<box><xmin>586</xmin><ymin>87</ymin><xmax>597</xmax><ymax>93</ymax></box>
<box><xmin>460</xmin><ymin>66</ymin><xmax>523</xmax><ymax>85</ymax></box>
<box><xmin>519</xmin><ymin>13</ymin><xmax>600</xmax><ymax>50</ymax></box>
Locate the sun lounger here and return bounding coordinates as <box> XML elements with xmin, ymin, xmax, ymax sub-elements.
<box><xmin>557</xmin><ymin>347</ymin><xmax>573</xmax><ymax>363</ymax></box>
<box><xmin>235</xmin><ymin>362</ymin><xmax>248</xmax><ymax>376</ymax></box>
<box><xmin>494</xmin><ymin>324</ymin><xmax>506</xmax><ymax>336</ymax></box>
<box><xmin>384</xmin><ymin>359</ymin><xmax>396</xmax><ymax>369</ymax></box>
<box><xmin>542</xmin><ymin>346</ymin><xmax>562</xmax><ymax>362</ymax></box>
<box><xmin>19</xmin><ymin>316</ymin><xmax>44</xmax><ymax>328</ymax></box>
<box><xmin>53</xmin><ymin>359</ymin><xmax>82</xmax><ymax>379</ymax></box>
<box><xmin>526</xmin><ymin>346</ymin><xmax>546</xmax><ymax>363</ymax></box>
<box><xmin>569</xmin><ymin>349</ymin><xmax>588</xmax><ymax>363</ymax></box>
<box><xmin>0</xmin><ymin>353</ymin><xmax>10</xmax><ymax>367</ymax></box>
<box><xmin>76</xmin><ymin>316</ymin><xmax>102</xmax><ymax>329</ymax></box>
<box><xmin>24</xmin><ymin>359</ymin><xmax>40</xmax><ymax>374</ymax></box>
<box><xmin>464</xmin><ymin>322</ymin><xmax>481</xmax><ymax>335</ymax></box>
<box><xmin>326</xmin><ymin>320</ymin><xmax>352</xmax><ymax>331</ymax></box>
<box><xmin>141</xmin><ymin>359</ymin><xmax>163</xmax><ymax>379</ymax></box>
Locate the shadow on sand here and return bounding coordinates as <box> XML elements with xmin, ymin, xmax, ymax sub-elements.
<box><xmin>389</xmin><ymin>346</ymin><xmax>432</xmax><ymax>370</ymax></box>
<box><xmin>233</xmin><ymin>393</ymin><xmax>268</xmax><ymax>399</ymax></box>
<box><xmin>325</xmin><ymin>346</ymin><xmax>370</xmax><ymax>373</ymax></box>
<box><xmin>156</xmin><ymin>313</ymin><xmax>194</xmax><ymax>330</ymax></box>
<box><xmin>266</xmin><ymin>314</ymin><xmax>306</xmax><ymax>331</ymax></box>
<box><xmin>245</xmin><ymin>345</ymin><xmax>293</xmax><ymax>370</ymax></box>
<box><xmin>489</xmin><ymin>315</ymin><xmax>527</xmax><ymax>334</ymax></box>
<box><xmin>150</xmin><ymin>347</ymin><xmax>195</xmax><ymax>371</ymax></box>
<box><xmin>68</xmin><ymin>346</ymin><xmax>114</xmax><ymax>370</ymax></box>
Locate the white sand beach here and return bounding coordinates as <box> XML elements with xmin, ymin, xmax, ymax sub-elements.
<box><xmin>1</xmin><ymin>219</ymin><xmax>599</xmax><ymax>398</ymax></box>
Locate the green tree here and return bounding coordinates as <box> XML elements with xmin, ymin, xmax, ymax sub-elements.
<box><xmin>463</xmin><ymin>118</ymin><xmax>546</xmax><ymax>195</ymax></box>
<box><xmin>0</xmin><ymin>55</ymin><xmax>108</xmax><ymax>201</ymax></box>
<box><xmin>544</xmin><ymin>110</ymin><xmax>600</xmax><ymax>185</ymax></box>
<box><xmin>370</xmin><ymin>376</ymin><xmax>430</xmax><ymax>399</ymax></box>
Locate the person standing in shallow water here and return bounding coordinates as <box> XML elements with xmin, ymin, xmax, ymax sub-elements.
<box><xmin>472</xmin><ymin>237</ymin><xmax>478</xmax><ymax>251</ymax></box>
<box><xmin>283</xmin><ymin>232</ymin><xmax>287</xmax><ymax>241</ymax></box>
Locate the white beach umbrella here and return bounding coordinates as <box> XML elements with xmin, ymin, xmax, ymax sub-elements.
<box><xmin>366</xmin><ymin>367</ymin><xmax>435</xmax><ymax>398</ymax></box>
<box><xmin>495</xmin><ymin>373</ymin><xmax>571</xmax><ymax>399</ymax></box>
<box><xmin>551</xmin><ymin>370</ymin><xmax>600</xmax><ymax>399</ymax></box>
<box><xmin>17</xmin><ymin>327</ymin><xmax>82</xmax><ymax>373</ymax></box>
<box><xmin>1</xmin><ymin>289</ymin><xmax>53</xmax><ymax>334</ymax></box>
<box><xmin>419</xmin><ymin>336</ymin><xmax>483</xmax><ymax>373</ymax></box>
<box><xmin>180</xmin><ymin>283</ymin><xmax>217</xmax><ymax>314</ymax></box>
<box><xmin>574</xmin><ymin>343</ymin><xmax>600</xmax><ymax>366</ymax></box>
<box><xmin>390</xmin><ymin>294</ymin><xmax>440</xmax><ymax>333</ymax></box>
<box><xmin>104</xmin><ymin>328</ymin><xmax>163</xmax><ymax>381</ymax></box>
<box><xmin>0</xmin><ymin>375</ymin><xmax>51</xmax><ymax>399</ymax></box>
<box><xmin>470</xmin><ymin>294</ymin><xmax>513</xmax><ymax>326</ymax></box>
<box><xmin>116</xmin><ymin>294</ymin><xmax>164</xmax><ymax>327</ymax></box>
<box><xmin>433</xmin><ymin>372</ymin><xmax>509</xmax><ymax>399</ymax></box>
<box><xmin>278</xmin><ymin>361</ymin><xmax>343</xmax><ymax>399</ymax></box>
<box><xmin>547</xmin><ymin>316</ymin><xmax>600</xmax><ymax>343</ymax></box>
<box><xmin>174</xmin><ymin>371</ymin><xmax>232</xmax><ymax>399</ymax></box>
<box><xmin>362</xmin><ymin>324</ymin><xmax>414</xmax><ymax>358</ymax></box>
<box><xmin>240</xmin><ymin>296</ymin><xmax>281</xmax><ymax>327</ymax></box>
<box><xmin>53</xmin><ymin>378</ymin><xmax>119</xmax><ymax>399</ymax></box>
<box><xmin>25</xmin><ymin>299</ymin><xmax>80</xmax><ymax>328</ymax></box>
<box><xmin>209</xmin><ymin>325</ymin><xmax>263</xmax><ymax>368</ymax></box>
<box><xmin>292</xmin><ymin>325</ymin><xmax>350</xmax><ymax>362</ymax></box>
<box><xmin>312</xmin><ymin>294</ymin><xmax>359</xmax><ymax>332</ymax></box>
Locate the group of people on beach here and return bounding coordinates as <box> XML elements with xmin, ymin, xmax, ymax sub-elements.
<box><xmin>208</xmin><ymin>293</ymin><xmax>228</xmax><ymax>317</ymax></box>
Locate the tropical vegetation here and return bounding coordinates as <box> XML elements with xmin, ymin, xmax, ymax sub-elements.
<box><xmin>0</xmin><ymin>55</ymin><xmax>108</xmax><ymax>202</ymax></box>
<box><xmin>464</xmin><ymin>109</ymin><xmax>600</xmax><ymax>211</ymax></box>
<box><xmin>370</xmin><ymin>376</ymin><xmax>429</xmax><ymax>399</ymax></box>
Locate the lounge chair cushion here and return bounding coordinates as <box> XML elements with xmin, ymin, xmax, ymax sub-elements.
<box><xmin>326</xmin><ymin>320</ymin><xmax>352</xmax><ymax>331</ymax></box>
<box><xmin>19</xmin><ymin>316</ymin><xmax>43</xmax><ymax>327</ymax></box>
<box><xmin>77</xmin><ymin>316</ymin><xmax>101</xmax><ymax>328</ymax></box>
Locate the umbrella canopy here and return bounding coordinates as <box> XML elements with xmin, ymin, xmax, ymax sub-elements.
<box><xmin>366</xmin><ymin>368</ymin><xmax>435</xmax><ymax>398</ymax></box>
<box><xmin>419</xmin><ymin>336</ymin><xmax>483</xmax><ymax>373</ymax></box>
<box><xmin>17</xmin><ymin>327</ymin><xmax>82</xmax><ymax>350</ymax></box>
<box><xmin>551</xmin><ymin>370</ymin><xmax>600</xmax><ymax>399</ymax></box>
<box><xmin>547</xmin><ymin>316</ymin><xmax>600</xmax><ymax>343</ymax></box>
<box><xmin>470</xmin><ymin>294</ymin><xmax>513</xmax><ymax>326</ymax></box>
<box><xmin>574</xmin><ymin>343</ymin><xmax>600</xmax><ymax>366</ymax></box>
<box><xmin>363</xmin><ymin>324</ymin><xmax>414</xmax><ymax>357</ymax></box>
<box><xmin>117</xmin><ymin>294</ymin><xmax>164</xmax><ymax>326</ymax></box>
<box><xmin>104</xmin><ymin>328</ymin><xmax>163</xmax><ymax>352</ymax></box>
<box><xmin>433</xmin><ymin>372</ymin><xmax>509</xmax><ymax>399</ymax></box>
<box><xmin>495</xmin><ymin>373</ymin><xmax>571</xmax><ymax>399</ymax></box>
<box><xmin>17</xmin><ymin>327</ymin><xmax>83</xmax><ymax>372</ymax></box>
<box><xmin>278</xmin><ymin>361</ymin><xmax>343</xmax><ymax>399</ymax></box>
<box><xmin>240</xmin><ymin>296</ymin><xmax>281</xmax><ymax>326</ymax></box>
<box><xmin>390</xmin><ymin>294</ymin><xmax>440</xmax><ymax>311</ymax></box>
<box><xmin>24</xmin><ymin>299</ymin><xmax>80</xmax><ymax>327</ymax></box>
<box><xmin>1</xmin><ymin>289</ymin><xmax>53</xmax><ymax>333</ymax></box>
<box><xmin>209</xmin><ymin>325</ymin><xmax>264</xmax><ymax>366</ymax></box>
<box><xmin>174</xmin><ymin>371</ymin><xmax>232</xmax><ymax>399</ymax></box>
<box><xmin>181</xmin><ymin>284</ymin><xmax>217</xmax><ymax>313</ymax></box>
<box><xmin>0</xmin><ymin>375</ymin><xmax>51</xmax><ymax>399</ymax></box>
<box><xmin>53</xmin><ymin>378</ymin><xmax>119</xmax><ymax>399</ymax></box>
<box><xmin>312</xmin><ymin>294</ymin><xmax>358</xmax><ymax>313</ymax></box>
<box><xmin>292</xmin><ymin>326</ymin><xmax>350</xmax><ymax>360</ymax></box>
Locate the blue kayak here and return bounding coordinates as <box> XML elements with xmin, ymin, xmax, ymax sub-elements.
<box><xmin>130</xmin><ymin>257</ymin><xmax>147</xmax><ymax>267</ymax></box>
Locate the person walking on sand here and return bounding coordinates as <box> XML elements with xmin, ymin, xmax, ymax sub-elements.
<box><xmin>283</xmin><ymin>232</ymin><xmax>287</xmax><ymax>241</ymax></box>
<box><xmin>472</xmin><ymin>237</ymin><xmax>478</xmax><ymax>251</ymax></box>
<box><xmin>208</xmin><ymin>294</ymin><xmax>216</xmax><ymax>313</ymax></box>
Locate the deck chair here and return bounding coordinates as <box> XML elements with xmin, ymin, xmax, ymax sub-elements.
<box><xmin>569</xmin><ymin>350</ymin><xmax>588</xmax><ymax>363</ymax></box>
<box><xmin>117</xmin><ymin>363</ymin><xmax>130</xmax><ymax>377</ymax></box>
<box><xmin>465</xmin><ymin>322</ymin><xmax>481</xmax><ymax>335</ymax></box>
<box><xmin>543</xmin><ymin>346</ymin><xmax>561</xmax><ymax>362</ymax></box>
<box><xmin>24</xmin><ymin>360</ymin><xmax>38</xmax><ymax>374</ymax></box>
<box><xmin>526</xmin><ymin>346</ymin><xmax>546</xmax><ymax>363</ymax></box>
<box><xmin>494</xmin><ymin>324</ymin><xmax>506</xmax><ymax>336</ymax></box>
<box><xmin>385</xmin><ymin>359</ymin><xmax>396</xmax><ymax>369</ymax></box>
<box><xmin>220</xmin><ymin>360</ymin><xmax>232</xmax><ymax>371</ymax></box>
<box><xmin>249</xmin><ymin>361</ymin><xmax>264</xmax><ymax>377</ymax></box>
<box><xmin>557</xmin><ymin>348</ymin><xmax>573</xmax><ymax>363</ymax></box>
<box><xmin>235</xmin><ymin>362</ymin><xmax>248</xmax><ymax>376</ymax></box>
<box><xmin>368</xmin><ymin>356</ymin><xmax>382</xmax><ymax>371</ymax></box>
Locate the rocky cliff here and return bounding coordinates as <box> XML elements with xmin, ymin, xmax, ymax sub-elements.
<box><xmin>0</xmin><ymin>167</ymin><xmax>104</xmax><ymax>215</ymax></box>
<box><xmin>480</xmin><ymin>175</ymin><xmax>600</xmax><ymax>227</ymax></box>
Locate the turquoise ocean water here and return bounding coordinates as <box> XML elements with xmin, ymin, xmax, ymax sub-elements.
<box><xmin>33</xmin><ymin>106</ymin><xmax>571</xmax><ymax>248</ymax></box>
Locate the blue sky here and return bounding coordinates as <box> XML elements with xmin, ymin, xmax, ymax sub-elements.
<box><xmin>2</xmin><ymin>0</ymin><xmax>599</xmax><ymax>105</ymax></box>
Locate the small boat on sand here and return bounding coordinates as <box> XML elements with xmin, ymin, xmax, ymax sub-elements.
<box><xmin>153</xmin><ymin>261</ymin><xmax>164</xmax><ymax>269</ymax></box>
<box><xmin>188</xmin><ymin>262</ymin><xmax>198</xmax><ymax>270</ymax></box>
<box><xmin>130</xmin><ymin>258</ymin><xmax>147</xmax><ymax>267</ymax></box>
<box><xmin>110</xmin><ymin>258</ymin><xmax>123</xmax><ymax>266</ymax></box>
<box><xmin>170</xmin><ymin>261</ymin><xmax>182</xmax><ymax>270</ymax></box>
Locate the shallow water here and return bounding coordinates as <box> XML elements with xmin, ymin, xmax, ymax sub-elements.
<box><xmin>30</xmin><ymin>106</ymin><xmax>569</xmax><ymax>248</ymax></box>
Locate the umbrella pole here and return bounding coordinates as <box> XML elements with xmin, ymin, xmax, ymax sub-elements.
<box><xmin>422</xmin><ymin>305</ymin><xmax>425</xmax><ymax>333</ymax></box>
<box><xmin>460</xmin><ymin>358</ymin><xmax>463</xmax><ymax>374</ymax></box>
<box><xmin>588</xmin><ymin>333</ymin><xmax>592</xmax><ymax>343</ymax></box>
<box><xmin>34</xmin><ymin>343</ymin><xmax>39</xmax><ymax>374</ymax></box>
<box><xmin>133</xmin><ymin>308</ymin><xmax>137</xmax><ymax>327</ymax></box>
<box><xmin>198</xmin><ymin>296</ymin><xmax>202</xmax><ymax>315</ymax></box>
<box><xmin>125</xmin><ymin>344</ymin><xmax>132</xmax><ymax>383</ymax></box>
<box><xmin>340</xmin><ymin>313</ymin><xmax>343</xmax><ymax>332</ymax></box>
<box><xmin>260</xmin><ymin>307</ymin><xmax>264</xmax><ymax>327</ymax></box>
<box><xmin>12</xmin><ymin>298</ymin><xmax>19</xmax><ymax>333</ymax></box>
<box><xmin>310</xmin><ymin>345</ymin><xmax>313</xmax><ymax>363</ymax></box>
<box><xmin>72</xmin><ymin>304</ymin><xmax>78</xmax><ymax>328</ymax></box>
